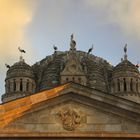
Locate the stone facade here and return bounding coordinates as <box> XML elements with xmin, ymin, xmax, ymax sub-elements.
<box><xmin>1</xmin><ymin>35</ymin><xmax>140</xmax><ymax>138</ymax></box>
<box><xmin>1</xmin><ymin>83</ymin><xmax>140</xmax><ymax>139</ymax></box>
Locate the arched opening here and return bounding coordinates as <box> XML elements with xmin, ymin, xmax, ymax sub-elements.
<box><xmin>78</xmin><ymin>77</ymin><xmax>81</xmax><ymax>83</ymax></box>
<box><xmin>117</xmin><ymin>79</ymin><xmax>120</xmax><ymax>92</ymax></box>
<box><xmin>66</xmin><ymin>77</ymin><xmax>69</xmax><ymax>82</ymax></box>
<box><xmin>130</xmin><ymin>78</ymin><xmax>133</xmax><ymax>91</ymax></box>
<box><xmin>13</xmin><ymin>79</ymin><xmax>16</xmax><ymax>91</ymax></box>
<box><xmin>123</xmin><ymin>78</ymin><xmax>127</xmax><ymax>91</ymax></box>
<box><xmin>20</xmin><ymin>79</ymin><xmax>23</xmax><ymax>92</ymax></box>
<box><xmin>72</xmin><ymin>77</ymin><xmax>75</xmax><ymax>82</ymax></box>
<box><xmin>26</xmin><ymin>80</ymin><xmax>29</xmax><ymax>92</ymax></box>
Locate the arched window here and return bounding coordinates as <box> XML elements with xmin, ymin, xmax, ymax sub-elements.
<box><xmin>20</xmin><ymin>79</ymin><xmax>23</xmax><ymax>91</ymax></box>
<box><xmin>130</xmin><ymin>78</ymin><xmax>133</xmax><ymax>91</ymax></box>
<box><xmin>13</xmin><ymin>79</ymin><xmax>16</xmax><ymax>91</ymax></box>
<box><xmin>123</xmin><ymin>78</ymin><xmax>127</xmax><ymax>91</ymax></box>
<box><xmin>72</xmin><ymin>77</ymin><xmax>75</xmax><ymax>82</ymax></box>
<box><xmin>66</xmin><ymin>77</ymin><xmax>69</xmax><ymax>82</ymax></box>
<box><xmin>26</xmin><ymin>80</ymin><xmax>29</xmax><ymax>91</ymax></box>
<box><xmin>117</xmin><ymin>79</ymin><xmax>120</xmax><ymax>92</ymax></box>
<box><xmin>78</xmin><ymin>77</ymin><xmax>81</xmax><ymax>83</ymax></box>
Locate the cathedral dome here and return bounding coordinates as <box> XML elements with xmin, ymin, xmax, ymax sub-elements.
<box><xmin>33</xmin><ymin>50</ymin><xmax>111</xmax><ymax>93</ymax></box>
<box><xmin>6</xmin><ymin>59</ymin><xmax>35</xmax><ymax>80</ymax></box>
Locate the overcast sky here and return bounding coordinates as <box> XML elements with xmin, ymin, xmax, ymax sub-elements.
<box><xmin>0</xmin><ymin>0</ymin><xmax>140</xmax><ymax>99</ymax></box>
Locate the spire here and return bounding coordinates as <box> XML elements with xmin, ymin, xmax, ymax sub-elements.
<box><xmin>70</xmin><ymin>34</ymin><xmax>76</xmax><ymax>51</ymax></box>
<box><xmin>123</xmin><ymin>43</ymin><xmax>128</xmax><ymax>60</ymax></box>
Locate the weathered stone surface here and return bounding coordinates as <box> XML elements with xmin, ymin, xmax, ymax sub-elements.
<box><xmin>4</xmin><ymin>93</ymin><xmax>140</xmax><ymax>133</ymax></box>
<box><xmin>1</xmin><ymin>36</ymin><xmax>140</xmax><ymax>139</ymax></box>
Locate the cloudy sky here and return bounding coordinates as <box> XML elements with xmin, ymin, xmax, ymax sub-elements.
<box><xmin>0</xmin><ymin>0</ymin><xmax>140</xmax><ymax>99</ymax></box>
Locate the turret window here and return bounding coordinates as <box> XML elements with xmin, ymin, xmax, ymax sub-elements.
<box><xmin>26</xmin><ymin>80</ymin><xmax>29</xmax><ymax>91</ymax></box>
<box><xmin>20</xmin><ymin>79</ymin><xmax>23</xmax><ymax>92</ymax></box>
<box><xmin>13</xmin><ymin>79</ymin><xmax>16</xmax><ymax>91</ymax></box>
<box><xmin>123</xmin><ymin>78</ymin><xmax>127</xmax><ymax>91</ymax></box>
<box><xmin>78</xmin><ymin>77</ymin><xmax>81</xmax><ymax>83</ymax></box>
<box><xmin>130</xmin><ymin>78</ymin><xmax>133</xmax><ymax>91</ymax></box>
<box><xmin>72</xmin><ymin>77</ymin><xmax>75</xmax><ymax>82</ymax></box>
<box><xmin>117</xmin><ymin>79</ymin><xmax>120</xmax><ymax>92</ymax></box>
<box><xmin>66</xmin><ymin>78</ymin><xmax>69</xmax><ymax>82</ymax></box>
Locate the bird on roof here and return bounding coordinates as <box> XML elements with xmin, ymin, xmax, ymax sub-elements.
<box><xmin>18</xmin><ymin>47</ymin><xmax>26</xmax><ymax>53</ymax></box>
<box><xmin>5</xmin><ymin>64</ymin><xmax>10</xmax><ymax>69</ymax></box>
<box><xmin>53</xmin><ymin>45</ymin><xmax>58</xmax><ymax>51</ymax></box>
<box><xmin>124</xmin><ymin>44</ymin><xmax>127</xmax><ymax>54</ymax></box>
<box><xmin>88</xmin><ymin>44</ymin><xmax>94</xmax><ymax>54</ymax></box>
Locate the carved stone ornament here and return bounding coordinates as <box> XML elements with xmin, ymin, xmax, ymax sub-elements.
<box><xmin>59</xmin><ymin>108</ymin><xmax>81</xmax><ymax>131</ymax></box>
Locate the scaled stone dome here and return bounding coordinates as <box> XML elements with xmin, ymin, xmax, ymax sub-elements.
<box><xmin>32</xmin><ymin>51</ymin><xmax>112</xmax><ymax>92</ymax></box>
<box><xmin>113</xmin><ymin>59</ymin><xmax>139</xmax><ymax>78</ymax></box>
<box><xmin>6</xmin><ymin>60</ymin><xmax>35</xmax><ymax>80</ymax></box>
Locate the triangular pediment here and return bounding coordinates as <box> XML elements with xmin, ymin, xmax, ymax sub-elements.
<box><xmin>1</xmin><ymin>82</ymin><xmax>140</xmax><ymax>131</ymax></box>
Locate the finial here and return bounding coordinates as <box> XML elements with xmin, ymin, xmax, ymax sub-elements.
<box><xmin>20</xmin><ymin>56</ymin><xmax>24</xmax><ymax>62</ymax></box>
<box><xmin>70</xmin><ymin>34</ymin><xmax>76</xmax><ymax>51</ymax></box>
<box><xmin>18</xmin><ymin>47</ymin><xmax>26</xmax><ymax>62</ymax></box>
<box><xmin>123</xmin><ymin>44</ymin><xmax>127</xmax><ymax>60</ymax></box>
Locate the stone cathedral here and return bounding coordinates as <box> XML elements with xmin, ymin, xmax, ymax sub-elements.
<box><xmin>1</xmin><ymin>35</ymin><xmax>140</xmax><ymax>139</ymax></box>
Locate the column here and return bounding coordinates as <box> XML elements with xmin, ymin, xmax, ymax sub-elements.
<box><xmin>5</xmin><ymin>81</ymin><xmax>9</xmax><ymax>93</ymax></box>
<box><xmin>133</xmin><ymin>79</ymin><xmax>136</xmax><ymax>93</ymax></box>
<box><xmin>120</xmin><ymin>78</ymin><xmax>124</xmax><ymax>92</ymax></box>
<box><xmin>32</xmin><ymin>82</ymin><xmax>36</xmax><ymax>92</ymax></box>
<box><xmin>126</xmin><ymin>78</ymin><xmax>130</xmax><ymax>92</ymax></box>
<box><xmin>138</xmin><ymin>79</ymin><xmax>140</xmax><ymax>93</ymax></box>
<box><xmin>114</xmin><ymin>79</ymin><xmax>118</xmax><ymax>93</ymax></box>
<box><xmin>29</xmin><ymin>82</ymin><xmax>33</xmax><ymax>93</ymax></box>
<box><xmin>22</xmin><ymin>79</ymin><xmax>27</xmax><ymax>92</ymax></box>
<box><xmin>15</xmin><ymin>79</ymin><xmax>20</xmax><ymax>92</ymax></box>
<box><xmin>111</xmin><ymin>82</ymin><xmax>114</xmax><ymax>93</ymax></box>
<box><xmin>10</xmin><ymin>80</ymin><xmax>14</xmax><ymax>92</ymax></box>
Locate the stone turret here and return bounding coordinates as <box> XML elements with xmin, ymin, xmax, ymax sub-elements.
<box><xmin>2</xmin><ymin>57</ymin><xmax>36</xmax><ymax>103</ymax></box>
<box><xmin>111</xmin><ymin>45</ymin><xmax>140</xmax><ymax>97</ymax></box>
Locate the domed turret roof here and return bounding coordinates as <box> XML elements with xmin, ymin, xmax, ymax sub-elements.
<box><xmin>6</xmin><ymin>59</ymin><xmax>35</xmax><ymax>80</ymax></box>
<box><xmin>113</xmin><ymin>60</ymin><xmax>139</xmax><ymax>74</ymax></box>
